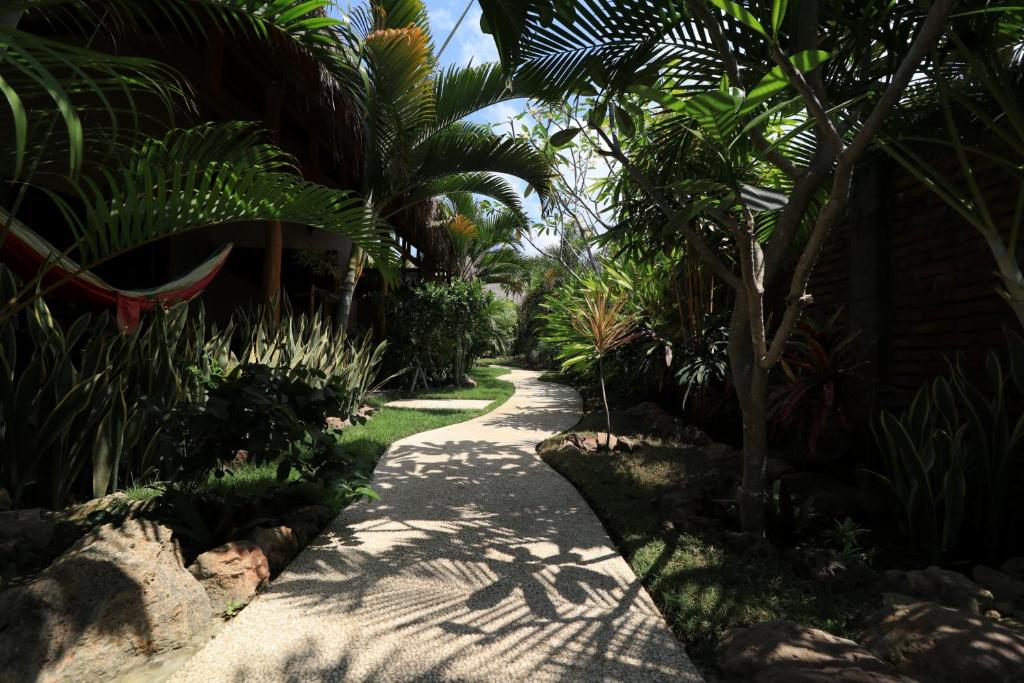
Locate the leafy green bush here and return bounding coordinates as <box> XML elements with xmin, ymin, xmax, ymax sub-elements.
<box><xmin>384</xmin><ymin>281</ymin><xmax>496</xmax><ymax>387</ymax></box>
<box><xmin>484</xmin><ymin>298</ymin><xmax>518</xmax><ymax>357</ymax></box>
<box><xmin>0</xmin><ymin>266</ymin><xmax>226</xmax><ymax>507</ymax></box>
<box><xmin>0</xmin><ymin>265</ymin><xmax>386</xmax><ymax>508</ymax></box>
<box><xmin>159</xmin><ymin>363</ymin><xmax>367</xmax><ymax>487</ymax></box>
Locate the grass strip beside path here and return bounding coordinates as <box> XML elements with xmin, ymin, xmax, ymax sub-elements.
<box><xmin>539</xmin><ymin>438</ymin><xmax>871</xmax><ymax>671</ymax></box>
<box><xmin>128</xmin><ymin>365</ymin><xmax>516</xmax><ymax>510</ymax></box>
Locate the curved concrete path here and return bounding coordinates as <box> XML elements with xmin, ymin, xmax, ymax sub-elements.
<box><xmin>172</xmin><ymin>367</ymin><xmax>701</xmax><ymax>682</ymax></box>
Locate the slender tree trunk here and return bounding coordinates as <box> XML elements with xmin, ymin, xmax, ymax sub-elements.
<box><xmin>728</xmin><ymin>300</ymin><xmax>768</xmax><ymax>535</ymax></box>
<box><xmin>336</xmin><ymin>245</ymin><xmax>363</xmax><ymax>330</ymax></box>
<box><xmin>262</xmin><ymin>220</ymin><xmax>283</xmax><ymax>322</ymax></box>
<box><xmin>599</xmin><ymin>356</ymin><xmax>612</xmax><ymax>450</ymax></box>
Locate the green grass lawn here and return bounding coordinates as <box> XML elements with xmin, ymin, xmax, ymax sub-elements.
<box><xmin>127</xmin><ymin>364</ymin><xmax>516</xmax><ymax>511</ymax></box>
<box><xmin>540</xmin><ymin>440</ymin><xmax>872</xmax><ymax>671</ymax></box>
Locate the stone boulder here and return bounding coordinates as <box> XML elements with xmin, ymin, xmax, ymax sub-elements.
<box><xmin>1000</xmin><ymin>556</ymin><xmax>1024</xmax><ymax>580</ymax></box>
<box><xmin>0</xmin><ymin>519</ymin><xmax>212</xmax><ymax>683</ymax></box>
<box><xmin>188</xmin><ymin>540</ymin><xmax>270</xmax><ymax>614</ymax></box>
<box><xmin>718</xmin><ymin>620</ymin><xmax>905</xmax><ymax>682</ymax></box>
<box><xmin>882</xmin><ymin>566</ymin><xmax>994</xmax><ymax>613</ymax></box>
<box><xmin>566</xmin><ymin>432</ymin><xmax>618</xmax><ymax>453</ymax></box>
<box><xmin>283</xmin><ymin>505</ymin><xmax>333</xmax><ymax>547</ymax></box>
<box><xmin>0</xmin><ymin>508</ymin><xmax>54</xmax><ymax>552</ymax></box>
<box><xmin>245</xmin><ymin>525</ymin><xmax>299</xmax><ymax>573</ymax></box>
<box><xmin>625</xmin><ymin>402</ymin><xmax>679</xmax><ymax>437</ymax></box>
<box><xmin>861</xmin><ymin>601</ymin><xmax>1024</xmax><ymax>683</ymax></box>
<box><xmin>0</xmin><ymin>487</ymin><xmax>11</xmax><ymax>512</ymax></box>
<box><xmin>972</xmin><ymin>565</ymin><xmax>1024</xmax><ymax>620</ymax></box>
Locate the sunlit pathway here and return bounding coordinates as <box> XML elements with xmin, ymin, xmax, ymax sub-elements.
<box><xmin>172</xmin><ymin>367</ymin><xmax>702</xmax><ymax>682</ymax></box>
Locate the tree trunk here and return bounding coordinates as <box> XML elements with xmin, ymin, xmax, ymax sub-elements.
<box><xmin>599</xmin><ymin>356</ymin><xmax>612</xmax><ymax>450</ymax></box>
<box><xmin>261</xmin><ymin>220</ymin><xmax>283</xmax><ymax>322</ymax></box>
<box><xmin>335</xmin><ymin>245</ymin><xmax>363</xmax><ymax>330</ymax></box>
<box><xmin>728</xmin><ymin>301</ymin><xmax>768</xmax><ymax>535</ymax></box>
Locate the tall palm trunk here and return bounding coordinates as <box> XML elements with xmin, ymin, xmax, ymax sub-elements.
<box><xmin>336</xmin><ymin>245</ymin><xmax>364</xmax><ymax>329</ymax></box>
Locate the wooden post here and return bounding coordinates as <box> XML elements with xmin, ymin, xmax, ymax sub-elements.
<box><xmin>262</xmin><ymin>83</ymin><xmax>284</xmax><ymax>319</ymax></box>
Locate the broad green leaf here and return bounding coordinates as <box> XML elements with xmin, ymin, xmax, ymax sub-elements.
<box><xmin>550</xmin><ymin>127</ymin><xmax>582</xmax><ymax>147</ymax></box>
<box><xmin>708</xmin><ymin>0</ymin><xmax>767</xmax><ymax>36</ymax></box>
<box><xmin>739</xmin><ymin>50</ymin><xmax>831</xmax><ymax>116</ymax></box>
<box><xmin>771</xmin><ymin>0</ymin><xmax>789</xmax><ymax>36</ymax></box>
<box><xmin>627</xmin><ymin>85</ymin><xmax>685</xmax><ymax>112</ymax></box>
<box><xmin>615</xmin><ymin>105</ymin><xmax>636</xmax><ymax>137</ymax></box>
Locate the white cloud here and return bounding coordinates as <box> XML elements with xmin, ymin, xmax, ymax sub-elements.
<box><xmin>453</xmin><ymin>9</ymin><xmax>498</xmax><ymax>65</ymax></box>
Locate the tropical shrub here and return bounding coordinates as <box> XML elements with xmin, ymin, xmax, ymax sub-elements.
<box><xmin>542</xmin><ymin>264</ymin><xmax>640</xmax><ymax>448</ymax></box>
<box><xmin>384</xmin><ymin>281</ymin><xmax>495</xmax><ymax>387</ymax></box>
<box><xmin>484</xmin><ymin>298</ymin><xmax>518</xmax><ymax>358</ymax></box>
<box><xmin>0</xmin><ymin>262</ymin><xmax>387</xmax><ymax>507</ymax></box>
<box><xmin>769</xmin><ymin>309</ymin><xmax>860</xmax><ymax>457</ymax></box>
<box><xmin>874</xmin><ymin>332</ymin><xmax>1024</xmax><ymax>561</ymax></box>
<box><xmin>0</xmin><ymin>266</ymin><xmax>227</xmax><ymax>507</ymax></box>
<box><xmin>673</xmin><ymin>312</ymin><xmax>731</xmax><ymax>423</ymax></box>
<box><xmin>158</xmin><ymin>363</ymin><xmax>365</xmax><ymax>486</ymax></box>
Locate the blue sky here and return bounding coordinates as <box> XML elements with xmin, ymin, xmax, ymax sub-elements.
<box><xmin>424</xmin><ymin>1</ymin><xmax>544</xmax><ymax>230</ymax></box>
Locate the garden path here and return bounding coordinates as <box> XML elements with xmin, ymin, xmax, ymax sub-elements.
<box><xmin>171</xmin><ymin>367</ymin><xmax>701</xmax><ymax>682</ymax></box>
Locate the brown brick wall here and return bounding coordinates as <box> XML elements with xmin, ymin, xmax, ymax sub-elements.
<box><xmin>770</xmin><ymin>157</ymin><xmax>1019</xmax><ymax>420</ymax></box>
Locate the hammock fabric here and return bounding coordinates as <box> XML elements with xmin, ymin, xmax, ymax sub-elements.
<box><xmin>0</xmin><ymin>209</ymin><xmax>233</xmax><ymax>332</ymax></box>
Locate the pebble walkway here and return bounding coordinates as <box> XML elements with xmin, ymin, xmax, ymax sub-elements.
<box><xmin>172</xmin><ymin>367</ymin><xmax>702</xmax><ymax>682</ymax></box>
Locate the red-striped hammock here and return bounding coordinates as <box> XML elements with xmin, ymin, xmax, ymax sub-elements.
<box><xmin>0</xmin><ymin>207</ymin><xmax>232</xmax><ymax>331</ymax></box>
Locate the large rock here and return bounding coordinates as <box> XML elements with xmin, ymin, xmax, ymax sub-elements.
<box><xmin>566</xmin><ymin>432</ymin><xmax>618</xmax><ymax>453</ymax></box>
<box><xmin>0</xmin><ymin>488</ymin><xmax>11</xmax><ymax>512</ymax></box>
<box><xmin>282</xmin><ymin>505</ymin><xmax>333</xmax><ymax>547</ymax></box>
<box><xmin>861</xmin><ymin>601</ymin><xmax>1024</xmax><ymax>683</ymax></box>
<box><xmin>973</xmin><ymin>565</ymin><xmax>1024</xmax><ymax>619</ymax></box>
<box><xmin>0</xmin><ymin>508</ymin><xmax>54</xmax><ymax>553</ymax></box>
<box><xmin>0</xmin><ymin>519</ymin><xmax>212</xmax><ymax>683</ymax></box>
<box><xmin>1001</xmin><ymin>556</ymin><xmax>1024</xmax><ymax>580</ymax></box>
<box><xmin>245</xmin><ymin>525</ymin><xmax>299</xmax><ymax>573</ymax></box>
<box><xmin>718</xmin><ymin>620</ymin><xmax>905</xmax><ymax>682</ymax></box>
<box><xmin>626</xmin><ymin>401</ymin><xmax>679</xmax><ymax>437</ymax></box>
<box><xmin>188</xmin><ymin>540</ymin><xmax>270</xmax><ymax>614</ymax></box>
<box><xmin>882</xmin><ymin>566</ymin><xmax>994</xmax><ymax>613</ymax></box>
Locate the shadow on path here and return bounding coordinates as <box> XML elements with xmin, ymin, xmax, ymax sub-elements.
<box><xmin>172</xmin><ymin>367</ymin><xmax>701</xmax><ymax>683</ymax></box>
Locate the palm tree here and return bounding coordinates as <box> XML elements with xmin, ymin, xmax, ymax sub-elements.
<box><xmin>334</xmin><ymin>0</ymin><xmax>553</xmax><ymax>328</ymax></box>
<box><xmin>441</xmin><ymin>195</ymin><xmax>527</xmax><ymax>294</ymax></box>
<box><xmin>0</xmin><ymin>1</ymin><xmax>393</xmax><ymax>320</ymax></box>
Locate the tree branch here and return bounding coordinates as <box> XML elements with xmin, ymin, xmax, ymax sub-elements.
<box><xmin>772</xmin><ymin>45</ymin><xmax>846</xmax><ymax>156</ymax></box>
<box><xmin>845</xmin><ymin>0</ymin><xmax>957</xmax><ymax>160</ymax></box>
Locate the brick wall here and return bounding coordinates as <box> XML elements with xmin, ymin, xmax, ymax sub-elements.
<box><xmin>770</xmin><ymin>156</ymin><xmax>1019</xmax><ymax>423</ymax></box>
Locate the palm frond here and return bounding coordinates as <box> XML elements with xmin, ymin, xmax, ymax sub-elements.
<box><xmin>59</xmin><ymin>123</ymin><xmax>396</xmax><ymax>274</ymax></box>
